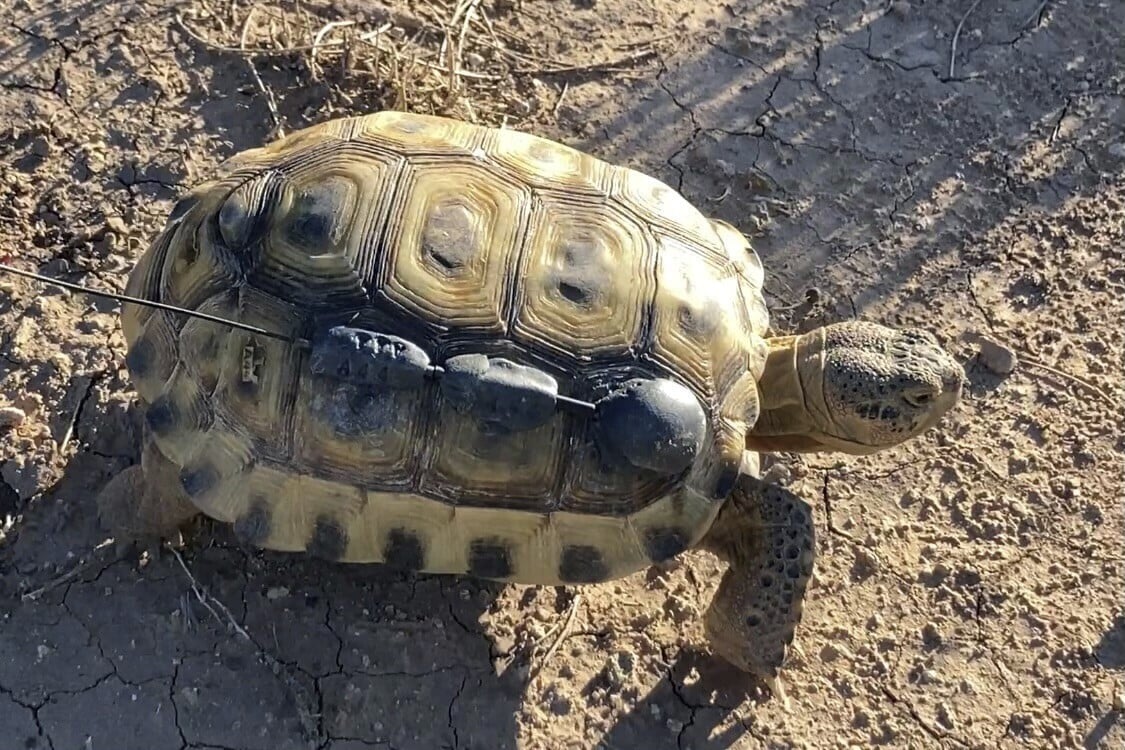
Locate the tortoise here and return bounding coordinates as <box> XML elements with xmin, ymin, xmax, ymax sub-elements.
<box><xmin>96</xmin><ymin>110</ymin><xmax>964</xmax><ymax>695</ymax></box>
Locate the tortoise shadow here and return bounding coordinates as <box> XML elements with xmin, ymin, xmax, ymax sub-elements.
<box><xmin>594</xmin><ymin>650</ymin><xmax>765</xmax><ymax>750</ymax></box>
<box><xmin>0</xmin><ymin>391</ymin><xmax>525</xmax><ymax>750</ymax></box>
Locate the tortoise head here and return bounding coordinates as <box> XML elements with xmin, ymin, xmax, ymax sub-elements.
<box><xmin>747</xmin><ymin>321</ymin><xmax>965</xmax><ymax>455</ymax></box>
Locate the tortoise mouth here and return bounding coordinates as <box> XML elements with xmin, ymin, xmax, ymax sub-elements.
<box><xmin>744</xmin><ymin>431</ymin><xmax>885</xmax><ymax>456</ymax></box>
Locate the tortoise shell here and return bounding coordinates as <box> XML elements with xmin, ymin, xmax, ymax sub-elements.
<box><xmin>120</xmin><ymin>111</ymin><xmax>770</xmax><ymax>584</ymax></box>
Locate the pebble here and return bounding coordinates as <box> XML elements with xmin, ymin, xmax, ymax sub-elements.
<box><xmin>1113</xmin><ymin>684</ymin><xmax>1124</xmax><ymax>711</ymax></box>
<box><xmin>978</xmin><ymin>336</ymin><xmax>1018</xmax><ymax>375</ymax></box>
<box><xmin>30</xmin><ymin>135</ymin><xmax>51</xmax><ymax>158</ymax></box>
<box><xmin>266</xmin><ymin>585</ymin><xmax>290</xmax><ymax>600</ymax></box>
<box><xmin>0</xmin><ymin>406</ymin><xmax>26</xmax><ymax>428</ymax></box>
<box><xmin>105</xmin><ymin>215</ymin><xmax>129</xmax><ymax>235</ymax></box>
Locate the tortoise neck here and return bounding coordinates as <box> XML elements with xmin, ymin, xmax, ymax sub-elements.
<box><xmin>745</xmin><ymin>329</ymin><xmax>833</xmax><ymax>452</ymax></box>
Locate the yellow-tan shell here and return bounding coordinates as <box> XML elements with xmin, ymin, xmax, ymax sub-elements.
<box><xmin>121</xmin><ymin>111</ymin><xmax>770</xmax><ymax>584</ymax></box>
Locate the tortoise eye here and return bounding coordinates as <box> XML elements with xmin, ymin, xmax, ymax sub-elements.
<box><xmin>904</xmin><ymin>391</ymin><xmax>933</xmax><ymax>407</ymax></box>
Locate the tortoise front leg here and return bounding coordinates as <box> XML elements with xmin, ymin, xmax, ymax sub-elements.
<box><xmin>698</xmin><ymin>471</ymin><xmax>816</xmax><ymax>703</ymax></box>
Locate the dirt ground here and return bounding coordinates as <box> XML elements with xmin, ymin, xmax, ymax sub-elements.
<box><xmin>0</xmin><ymin>0</ymin><xmax>1122</xmax><ymax>748</ymax></box>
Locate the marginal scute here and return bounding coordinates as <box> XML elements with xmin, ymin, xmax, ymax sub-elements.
<box><xmin>233</xmin><ymin>501</ymin><xmax>271</xmax><ymax>546</ymax></box>
<box><xmin>558</xmin><ymin>544</ymin><xmax>609</xmax><ymax>583</ymax></box>
<box><xmin>595</xmin><ymin>378</ymin><xmax>707</xmax><ymax>475</ymax></box>
<box><xmin>125</xmin><ymin>338</ymin><xmax>156</xmax><ymax>378</ymax></box>
<box><xmin>467</xmin><ymin>538</ymin><xmax>513</xmax><ymax>579</ymax></box>
<box><xmin>643</xmin><ymin>526</ymin><xmax>690</xmax><ymax>562</ymax></box>
<box><xmin>144</xmin><ymin>394</ymin><xmax>179</xmax><ymax>435</ymax></box>
<box><xmin>179</xmin><ymin>461</ymin><xmax>219</xmax><ymax>498</ymax></box>
<box><xmin>308</xmin><ymin>515</ymin><xmax>349</xmax><ymax>560</ymax></box>
<box><xmin>383</xmin><ymin>528</ymin><xmax>426</xmax><ymax>570</ymax></box>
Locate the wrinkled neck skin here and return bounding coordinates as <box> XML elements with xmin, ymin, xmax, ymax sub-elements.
<box><xmin>746</xmin><ymin>329</ymin><xmax>876</xmax><ymax>455</ymax></box>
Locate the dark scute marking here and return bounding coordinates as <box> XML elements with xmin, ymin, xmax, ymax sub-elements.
<box><xmin>218</xmin><ymin>173</ymin><xmax>283</xmax><ymax>251</ymax></box>
<box><xmin>283</xmin><ymin>181</ymin><xmax>347</xmax><ymax>250</ymax></box>
<box><xmin>311</xmin><ymin>386</ymin><xmax>403</xmax><ymax>440</ymax></box>
<box><xmin>383</xmin><ymin>528</ymin><xmax>425</xmax><ymax>571</ymax></box>
<box><xmin>879</xmin><ymin>405</ymin><xmax>901</xmax><ymax>421</ymax></box>
<box><xmin>558</xmin><ymin>280</ymin><xmax>590</xmax><ymax>304</ymax></box>
<box><xmin>145</xmin><ymin>395</ymin><xmax>178</xmax><ymax>435</ymax></box>
<box><xmin>746</xmin><ymin>612</ymin><xmax>762</xmax><ymax>628</ymax></box>
<box><xmin>308</xmin><ymin>516</ymin><xmax>348</xmax><ymax>560</ymax></box>
<box><xmin>422</xmin><ymin>203</ymin><xmax>477</xmax><ymax>273</ymax></box>
<box><xmin>233</xmin><ymin>501</ymin><xmax>271</xmax><ymax>545</ymax></box>
<box><xmin>125</xmin><ymin>338</ymin><xmax>156</xmax><ymax>377</ymax></box>
<box><xmin>559</xmin><ymin>545</ymin><xmax>609</xmax><ymax>584</ymax></box>
<box><xmin>644</xmin><ymin>527</ymin><xmax>689</xmax><ymax>563</ymax></box>
<box><xmin>218</xmin><ymin>187</ymin><xmax>254</xmax><ymax>250</ymax></box>
<box><xmin>178</xmin><ymin>462</ymin><xmax>219</xmax><ymax>498</ymax></box>
<box><xmin>595</xmin><ymin>378</ymin><xmax>706</xmax><ymax>475</ymax></box>
<box><xmin>678</xmin><ymin>301</ymin><xmax>721</xmax><ymax>337</ymax></box>
<box><xmin>553</xmin><ymin>235</ymin><xmax>609</xmax><ymax>307</ymax></box>
<box><xmin>467</xmin><ymin>538</ymin><xmax>513</xmax><ymax>579</ymax></box>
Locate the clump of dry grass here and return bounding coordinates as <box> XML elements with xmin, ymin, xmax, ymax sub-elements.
<box><xmin>174</xmin><ymin>0</ymin><xmax>664</xmax><ymax>134</ymax></box>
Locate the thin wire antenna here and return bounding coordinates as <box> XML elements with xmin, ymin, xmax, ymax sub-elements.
<box><xmin>0</xmin><ymin>262</ymin><xmax>311</xmax><ymax>349</ymax></box>
<box><xmin>0</xmin><ymin>262</ymin><xmax>603</xmax><ymax>413</ymax></box>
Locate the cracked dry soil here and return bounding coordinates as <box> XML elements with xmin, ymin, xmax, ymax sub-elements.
<box><xmin>0</xmin><ymin>0</ymin><xmax>1123</xmax><ymax>748</ymax></box>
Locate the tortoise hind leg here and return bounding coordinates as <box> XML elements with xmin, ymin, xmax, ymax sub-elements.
<box><xmin>698</xmin><ymin>471</ymin><xmax>816</xmax><ymax>704</ymax></box>
<box><xmin>96</xmin><ymin>436</ymin><xmax>202</xmax><ymax>544</ymax></box>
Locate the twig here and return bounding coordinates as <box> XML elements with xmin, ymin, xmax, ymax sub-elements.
<box><xmin>21</xmin><ymin>539</ymin><xmax>114</xmax><ymax>601</ymax></box>
<box><xmin>708</xmin><ymin>185</ymin><xmax>732</xmax><ymax>203</ymax></box>
<box><xmin>552</xmin><ymin>81</ymin><xmax>569</xmax><ymax>118</ymax></box>
<box><xmin>530</xmin><ymin>594</ymin><xmax>583</xmax><ymax>680</ymax></box>
<box><xmin>948</xmin><ymin>0</ymin><xmax>983</xmax><ymax>79</ymax></box>
<box><xmin>170</xmin><ymin>547</ymin><xmax>252</xmax><ymax>641</ymax></box>
<box><xmin>1019</xmin><ymin>356</ymin><xmax>1119</xmax><ymax>408</ymax></box>
<box><xmin>1022</xmin><ymin>0</ymin><xmax>1051</xmax><ymax>28</ymax></box>
<box><xmin>240</xmin><ymin>8</ymin><xmax>286</xmax><ymax>138</ymax></box>
<box><xmin>515</xmin><ymin>48</ymin><xmax>658</xmax><ymax>76</ymax></box>
<box><xmin>177</xmin><ymin>14</ymin><xmax>327</xmax><ymax>54</ymax></box>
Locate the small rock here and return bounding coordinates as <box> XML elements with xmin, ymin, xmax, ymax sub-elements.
<box><xmin>1113</xmin><ymin>684</ymin><xmax>1124</xmax><ymax>711</ymax></box>
<box><xmin>30</xmin><ymin>135</ymin><xmax>51</xmax><ymax>158</ymax></box>
<box><xmin>888</xmin><ymin>0</ymin><xmax>911</xmax><ymax>20</ymax></box>
<box><xmin>820</xmin><ymin>643</ymin><xmax>848</xmax><ymax>662</ymax></box>
<box><xmin>921</xmin><ymin>622</ymin><xmax>943</xmax><ymax>648</ymax></box>
<box><xmin>978</xmin><ymin>336</ymin><xmax>1018</xmax><ymax>375</ymax></box>
<box><xmin>920</xmin><ymin>668</ymin><xmax>942</xmax><ymax>685</ymax></box>
<box><xmin>0</xmin><ymin>407</ymin><xmax>26</xmax><ymax>428</ymax></box>
<box><xmin>1108</xmin><ymin>143</ymin><xmax>1125</xmax><ymax>160</ymax></box>
<box><xmin>713</xmin><ymin>158</ymin><xmax>737</xmax><ymax>178</ymax></box>
<box><xmin>105</xmin><ymin>215</ymin><xmax>129</xmax><ymax>235</ymax></box>
<box><xmin>936</xmin><ymin>702</ymin><xmax>957</xmax><ymax>729</ymax></box>
<box><xmin>266</xmin><ymin>585</ymin><xmax>290</xmax><ymax>600</ymax></box>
